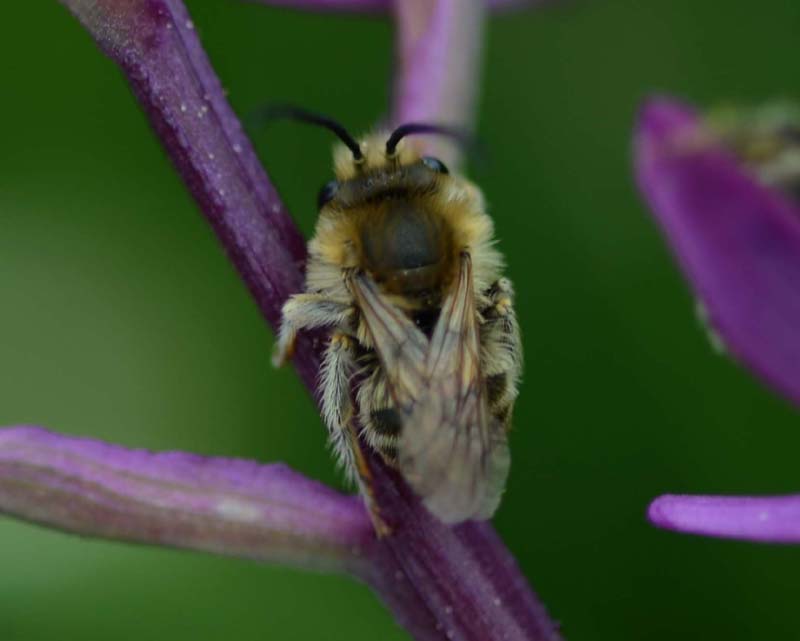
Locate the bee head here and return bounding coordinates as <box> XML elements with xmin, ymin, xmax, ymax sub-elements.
<box><xmin>332</xmin><ymin>123</ymin><xmax>468</xmax><ymax>183</ymax></box>
<box><xmin>249</xmin><ymin>101</ymin><xmax>469</xmax><ymax>178</ymax></box>
<box><xmin>248</xmin><ymin>105</ymin><xmax>470</xmax><ymax>222</ymax></box>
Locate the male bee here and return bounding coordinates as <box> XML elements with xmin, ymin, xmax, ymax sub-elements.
<box><xmin>270</xmin><ymin>108</ymin><xmax>521</xmax><ymax>526</ymax></box>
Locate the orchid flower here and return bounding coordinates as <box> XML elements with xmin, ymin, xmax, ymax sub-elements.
<box><xmin>0</xmin><ymin>1</ymin><xmax>563</xmax><ymax>640</ymax></box>
<box><xmin>634</xmin><ymin>97</ymin><xmax>800</xmax><ymax>544</ymax></box>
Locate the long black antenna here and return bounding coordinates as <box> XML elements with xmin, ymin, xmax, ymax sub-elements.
<box><xmin>385</xmin><ymin>123</ymin><xmax>473</xmax><ymax>156</ymax></box>
<box><xmin>250</xmin><ymin>104</ymin><xmax>363</xmax><ymax>161</ymax></box>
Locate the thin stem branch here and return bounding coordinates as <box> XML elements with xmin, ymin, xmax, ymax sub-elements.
<box><xmin>392</xmin><ymin>0</ymin><xmax>487</xmax><ymax>169</ymax></box>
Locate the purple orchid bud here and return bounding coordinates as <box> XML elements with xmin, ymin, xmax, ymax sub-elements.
<box><xmin>634</xmin><ymin>97</ymin><xmax>800</xmax><ymax>407</ymax></box>
<box><xmin>0</xmin><ymin>0</ymin><xmax>564</xmax><ymax>639</ymax></box>
<box><xmin>648</xmin><ymin>494</ymin><xmax>800</xmax><ymax>543</ymax></box>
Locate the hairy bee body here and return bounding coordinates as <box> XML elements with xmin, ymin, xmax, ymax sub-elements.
<box><xmin>275</xmin><ymin>132</ymin><xmax>521</xmax><ymax>525</ymax></box>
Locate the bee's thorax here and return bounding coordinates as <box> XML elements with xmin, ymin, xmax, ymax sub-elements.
<box><xmin>360</xmin><ymin>198</ymin><xmax>455</xmax><ymax>301</ymax></box>
<box><xmin>310</xmin><ymin>143</ymin><xmax>496</xmax><ymax>324</ymax></box>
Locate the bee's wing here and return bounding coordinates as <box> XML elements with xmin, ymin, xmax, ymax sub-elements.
<box><xmin>349</xmin><ymin>272</ymin><xmax>428</xmax><ymax>412</ymax></box>
<box><xmin>399</xmin><ymin>253</ymin><xmax>510</xmax><ymax>524</ymax></box>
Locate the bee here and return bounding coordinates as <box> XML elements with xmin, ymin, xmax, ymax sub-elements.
<box><xmin>269</xmin><ymin>107</ymin><xmax>521</xmax><ymax>528</ymax></box>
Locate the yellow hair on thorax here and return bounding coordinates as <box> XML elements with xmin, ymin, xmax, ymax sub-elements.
<box><xmin>333</xmin><ymin>132</ymin><xmax>425</xmax><ymax>181</ymax></box>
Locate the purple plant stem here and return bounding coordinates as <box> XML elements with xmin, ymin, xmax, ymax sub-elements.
<box><xmin>648</xmin><ymin>494</ymin><xmax>800</xmax><ymax>543</ymax></box>
<box><xmin>52</xmin><ymin>1</ymin><xmax>562</xmax><ymax>639</ymax></box>
<box><xmin>634</xmin><ymin>97</ymin><xmax>800</xmax><ymax>407</ymax></box>
<box><xmin>0</xmin><ymin>426</ymin><xmax>373</xmax><ymax>571</ymax></box>
<box><xmin>63</xmin><ymin>0</ymin><xmax>320</xmax><ymax>389</ymax></box>
<box><xmin>369</xmin><ymin>457</ymin><xmax>562</xmax><ymax>641</ymax></box>
<box><xmin>391</xmin><ymin>0</ymin><xmax>486</xmax><ymax>169</ymax></box>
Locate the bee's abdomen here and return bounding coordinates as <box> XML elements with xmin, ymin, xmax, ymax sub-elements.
<box><xmin>412</xmin><ymin>307</ymin><xmax>441</xmax><ymax>337</ymax></box>
<box><xmin>367</xmin><ymin>408</ymin><xmax>401</xmax><ymax>465</ymax></box>
<box><xmin>486</xmin><ymin>372</ymin><xmax>508</xmax><ymax>407</ymax></box>
<box><xmin>478</xmin><ymin>279</ymin><xmax>522</xmax><ymax>432</ymax></box>
<box><xmin>486</xmin><ymin>372</ymin><xmax>513</xmax><ymax>426</ymax></box>
<box><xmin>371</xmin><ymin>408</ymin><xmax>402</xmax><ymax>436</ymax></box>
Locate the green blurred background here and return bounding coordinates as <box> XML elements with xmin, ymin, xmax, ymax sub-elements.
<box><xmin>2</xmin><ymin>1</ymin><xmax>799</xmax><ymax>639</ymax></box>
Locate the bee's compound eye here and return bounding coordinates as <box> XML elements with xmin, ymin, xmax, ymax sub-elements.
<box><xmin>421</xmin><ymin>156</ymin><xmax>449</xmax><ymax>174</ymax></box>
<box><xmin>317</xmin><ymin>180</ymin><xmax>339</xmax><ymax>210</ymax></box>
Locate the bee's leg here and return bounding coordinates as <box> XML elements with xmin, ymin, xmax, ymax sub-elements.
<box><xmin>273</xmin><ymin>294</ymin><xmax>353</xmax><ymax>367</ymax></box>
<box><xmin>320</xmin><ymin>332</ymin><xmax>357</xmax><ymax>480</ymax></box>
<box><xmin>480</xmin><ymin>278</ymin><xmax>523</xmax><ymax>426</ymax></box>
<box><xmin>321</xmin><ymin>332</ymin><xmax>391</xmax><ymax>537</ymax></box>
<box><xmin>484</xmin><ymin>277</ymin><xmax>516</xmax><ymax>320</ymax></box>
<box><xmin>343</xmin><ymin>421</ymin><xmax>392</xmax><ymax>538</ymax></box>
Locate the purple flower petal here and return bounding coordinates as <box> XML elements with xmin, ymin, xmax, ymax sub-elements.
<box><xmin>648</xmin><ymin>493</ymin><xmax>800</xmax><ymax>543</ymax></box>
<box><xmin>0</xmin><ymin>426</ymin><xmax>373</xmax><ymax>570</ymax></box>
<box><xmin>634</xmin><ymin>97</ymin><xmax>800</xmax><ymax>407</ymax></box>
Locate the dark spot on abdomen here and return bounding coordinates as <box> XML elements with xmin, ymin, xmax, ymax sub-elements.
<box><xmin>371</xmin><ymin>408</ymin><xmax>403</xmax><ymax>436</ymax></box>
<box><xmin>486</xmin><ymin>373</ymin><xmax>507</xmax><ymax>407</ymax></box>
<box><xmin>493</xmin><ymin>404</ymin><xmax>511</xmax><ymax>427</ymax></box>
<box><xmin>413</xmin><ymin>307</ymin><xmax>441</xmax><ymax>338</ymax></box>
